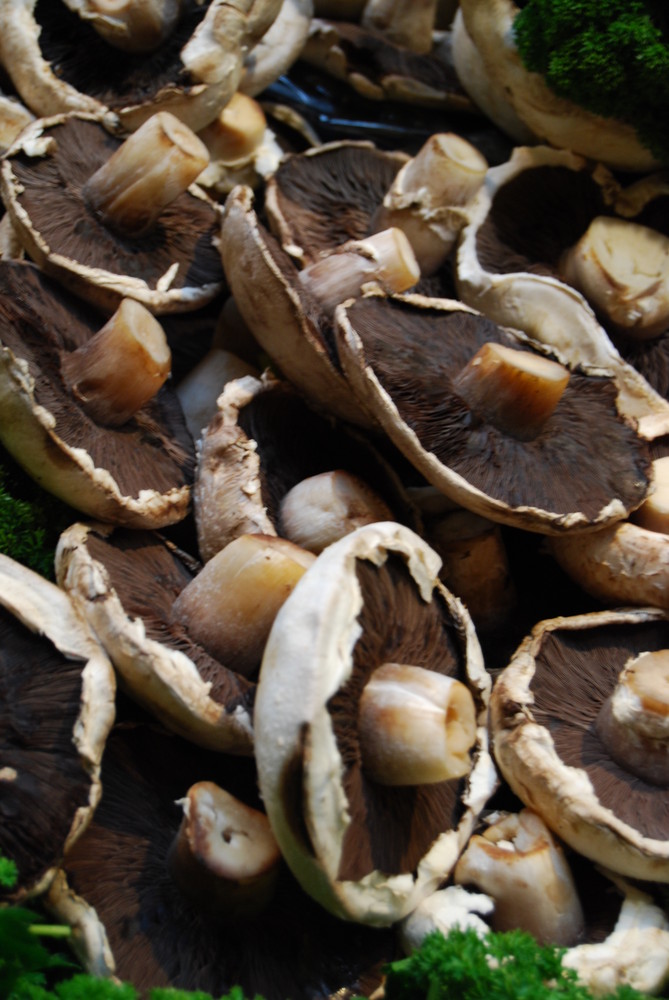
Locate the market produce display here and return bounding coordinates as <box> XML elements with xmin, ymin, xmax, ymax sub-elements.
<box><xmin>1</xmin><ymin>1</ymin><xmax>669</xmax><ymax>998</ymax></box>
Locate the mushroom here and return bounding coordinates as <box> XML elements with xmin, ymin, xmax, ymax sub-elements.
<box><xmin>239</xmin><ymin>0</ymin><xmax>314</xmax><ymax>99</ymax></box>
<box><xmin>456</xmin><ymin>144</ymin><xmax>669</xmax><ymax>437</ymax></box>
<box><xmin>334</xmin><ymin>291</ymin><xmax>652</xmax><ymax>534</ymax></box>
<box><xmin>44</xmin><ymin>720</ymin><xmax>399</xmax><ymax>998</ymax></box>
<box><xmin>55</xmin><ymin>521</ymin><xmax>256</xmax><ymax>754</ymax></box>
<box><xmin>254</xmin><ymin>520</ymin><xmax>498</xmax><ymax>925</ymax></box>
<box><xmin>1</xmin><ymin>111</ymin><xmax>225</xmax><ymax>314</ymax></box>
<box><xmin>193</xmin><ymin>371</ymin><xmax>419</xmax><ymax>561</ymax></box>
<box><xmin>0</xmin><ymin>0</ymin><xmax>283</xmax><ymax>132</ymax></box>
<box><xmin>490</xmin><ymin>606</ymin><xmax>669</xmax><ymax>883</ymax></box>
<box><xmin>0</xmin><ymin>552</ymin><xmax>115</xmax><ymax>901</ymax></box>
<box><xmin>0</xmin><ymin>260</ymin><xmax>195</xmax><ymax>529</ymax></box>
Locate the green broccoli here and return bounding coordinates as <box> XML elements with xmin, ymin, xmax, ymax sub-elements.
<box><xmin>512</xmin><ymin>0</ymin><xmax>669</xmax><ymax>164</ymax></box>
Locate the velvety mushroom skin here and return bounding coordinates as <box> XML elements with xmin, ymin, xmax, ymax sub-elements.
<box><xmin>0</xmin><ymin>113</ymin><xmax>225</xmax><ymax>314</ymax></box>
<box><xmin>0</xmin><ymin>261</ymin><xmax>195</xmax><ymax>528</ymax></box>
<box><xmin>56</xmin><ymin>522</ymin><xmax>255</xmax><ymax>754</ymax></box>
<box><xmin>254</xmin><ymin>521</ymin><xmax>497</xmax><ymax>925</ymax></box>
<box><xmin>491</xmin><ymin>608</ymin><xmax>669</xmax><ymax>883</ymax></box>
<box><xmin>45</xmin><ymin>722</ymin><xmax>398</xmax><ymax>999</ymax></box>
<box><xmin>0</xmin><ymin>554</ymin><xmax>115</xmax><ymax>901</ymax></box>
<box><xmin>334</xmin><ymin>293</ymin><xmax>652</xmax><ymax>534</ymax></box>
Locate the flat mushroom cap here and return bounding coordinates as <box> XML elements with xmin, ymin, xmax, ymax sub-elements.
<box><xmin>45</xmin><ymin>721</ymin><xmax>398</xmax><ymax>999</ymax></box>
<box><xmin>456</xmin><ymin>146</ymin><xmax>669</xmax><ymax>437</ymax></box>
<box><xmin>490</xmin><ymin>607</ymin><xmax>669</xmax><ymax>883</ymax></box>
<box><xmin>254</xmin><ymin>520</ymin><xmax>497</xmax><ymax>926</ymax></box>
<box><xmin>56</xmin><ymin>522</ymin><xmax>255</xmax><ymax>755</ymax></box>
<box><xmin>0</xmin><ymin>0</ymin><xmax>282</xmax><ymax>133</ymax></box>
<box><xmin>0</xmin><ymin>553</ymin><xmax>115</xmax><ymax>901</ymax></box>
<box><xmin>334</xmin><ymin>292</ymin><xmax>652</xmax><ymax>534</ymax></box>
<box><xmin>0</xmin><ymin>113</ymin><xmax>225</xmax><ymax>314</ymax></box>
<box><xmin>0</xmin><ymin>261</ymin><xmax>195</xmax><ymax>529</ymax></box>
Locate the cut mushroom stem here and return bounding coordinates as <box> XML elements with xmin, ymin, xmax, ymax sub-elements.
<box><xmin>297</xmin><ymin>228</ymin><xmax>420</xmax><ymax>314</ymax></box>
<box><xmin>631</xmin><ymin>456</ymin><xmax>669</xmax><ymax>535</ymax></box>
<box><xmin>560</xmin><ymin>216</ymin><xmax>669</xmax><ymax>339</ymax></box>
<box><xmin>83</xmin><ymin>0</ymin><xmax>182</xmax><ymax>53</ymax></box>
<box><xmin>197</xmin><ymin>92</ymin><xmax>267</xmax><ymax>164</ymax></box>
<box><xmin>595</xmin><ymin>650</ymin><xmax>669</xmax><ymax>786</ymax></box>
<box><xmin>358</xmin><ymin>662</ymin><xmax>477</xmax><ymax>785</ymax></box>
<box><xmin>278</xmin><ymin>470</ymin><xmax>394</xmax><ymax>554</ymax></box>
<box><xmin>167</xmin><ymin>781</ymin><xmax>281</xmax><ymax>919</ymax></box>
<box><xmin>361</xmin><ymin>0</ymin><xmax>437</xmax><ymax>54</ymax></box>
<box><xmin>453</xmin><ymin>809</ymin><xmax>585</xmax><ymax>947</ymax></box>
<box><xmin>452</xmin><ymin>342</ymin><xmax>570</xmax><ymax>441</ymax></box>
<box><xmin>60</xmin><ymin>297</ymin><xmax>171</xmax><ymax>426</ymax></box>
<box><xmin>171</xmin><ymin>533</ymin><xmax>316</xmax><ymax>677</ymax></box>
<box><xmin>370</xmin><ymin>134</ymin><xmax>488</xmax><ymax>276</ymax></box>
<box><xmin>82</xmin><ymin>112</ymin><xmax>210</xmax><ymax>238</ymax></box>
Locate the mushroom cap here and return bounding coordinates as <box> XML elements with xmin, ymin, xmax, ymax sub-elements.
<box><xmin>194</xmin><ymin>371</ymin><xmax>420</xmax><ymax>560</ymax></box>
<box><xmin>45</xmin><ymin>720</ymin><xmax>398</xmax><ymax>998</ymax></box>
<box><xmin>456</xmin><ymin>145</ymin><xmax>669</xmax><ymax>437</ymax></box>
<box><xmin>254</xmin><ymin>520</ymin><xmax>497</xmax><ymax>925</ymax></box>
<box><xmin>490</xmin><ymin>607</ymin><xmax>669</xmax><ymax>883</ymax></box>
<box><xmin>334</xmin><ymin>292</ymin><xmax>652</xmax><ymax>534</ymax></box>
<box><xmin>0</xmin><ymin>553</ymin><xmax>115</xmax><ymax>901</ymax></box>
<box><xmin>0</xmin><ymin>113</ymin><xmax>225</xmax><ymax>314</ymax></box>
<box><xmin>56</xmin><ymin>521</ymin><xmax>255</xmax><ymax>754</ymax></box>
<box><xmin>0</xmin><ymin>0</ymin><xmax>281</xmax><ymax>132</ymax></box>
<box><xmin>0</xmin><ymin>260</ymin><xmax>195</xmax><ymax>529</ymax></box>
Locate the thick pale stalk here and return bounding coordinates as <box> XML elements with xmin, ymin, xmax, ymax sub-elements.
<box><xmin>370</xmin><ymin>133</ymin><xmax>488</xmax><ymax>276</ymax></box>
<box><xmin>167</xmin><ymin>781</ymin><xmax>281</xmax><ymax>918</ymax></box>
<box><xmin>198</xmin><ymin>92</ymin><xmax>267</xmax><ymax>163</ymax></box>
<box><xmin>596</xmin><ymin>650</ymin><xmax>669</xmax><ymax>786</ymax></box>
<box><xmin>171</xmin><ymin>533</ymin><xmax>316</xmax><ymax>676</ymax></box>
<box><xmin>83</xmin><ymin>112</ymin><xmax>209</xmax><ymax>238</ymax></box>
<box><xmin>298</xmin><ymin>228</ymin><xmax>420</xmax><ymax>314</ymax></box>
<box><xmin>60</xmin><ymin>298</ymin><xmax>171</xmax><ymax>426</ymax></box>
<box><xmin>358</xmin><ymin>662</ymin><xmax>477</xmax><ymax>785</ymax></box>
<box><xmin>176</xmin><ymin>348</ymin><xmax>259</xmax><ymax>442</ymax></box>
<box><xmin>362</xmin><ymin>0</ymin><xmax>437</xmax><ymax>53</ymax></box>
<box><xmin>83</xmin><ymin>0</ymin><xmax>181</xmax><ymax>52</ymax></box>
<box><xmin>454</xmin><ymin>809</ymin><xmax>584</xmax><ymax>946</ymax></box>
<box><xmin>278</xmin><ymin>470</ymin><xmax>393</xmax><ymax>554</ymax></box>
<box><xmin>452</xmin><ymin>342</ymin><xmax>570</xmax><ymax>441</ymax></box>
<box><xmin>632</xmin><ymin>457</ymin><xmax>669</xmax><ymax>535</ymax></box>
<box><xmin>560</xmin><ymin>216</ymin><xmax>669</xmax><ymax>339</ymax></box>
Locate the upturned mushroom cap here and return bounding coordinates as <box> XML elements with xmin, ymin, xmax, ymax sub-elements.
<box><xmin>56</xmin><ymin>521</ymin><xmax>255</xmax><ymax>754</ymax></box>
<box><xmin>490</xmin><ymin>607</ymin><xmax>669</xmax><ymax>883</ymax></box>
<box><xmin>334</xmin><ymin>292</ymin><xmax>652</xmax><ymax>534</ymax></box>
<box><xmin>0</xmin><ymin>261</ymin><xmax>195</xmax><ymax>528</ymax></box>
<box><xmin>455</xmin><ymin>0</ymin><xmax>661</xmax><ymax>173</ymax></box>
<box><xmin>0</xmin><ymin>553</ymin><xmax>115</xmax><ymax>901</ymax></box>
<box><xmin>0</xmin><ymin>0</ymin><xmax>282</xmax><ymax>133</ymax></box>
<box><xmin>0</xmin><ymin>112</ymin><xmax>225</xmax><ymax>314</ymax></box>
<box><xmin>456</xmin><ymin>145</ymin><xmax>669</xmax><ymax>438</ymax></box>
<box><xmin>254</xmin><ymin>520</ymin><xmax>497</xmax><ymax>925</ymax></box>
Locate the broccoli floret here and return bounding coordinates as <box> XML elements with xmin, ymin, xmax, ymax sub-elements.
<box><xmin>382</xmin><ymin>928</ymin><xmax>652</xmax><ymax>999</ymax></box>
<box><xmin>512</xmin><ymin>0</ymin><xmax>669</xmax><ymax>164</ymax></box>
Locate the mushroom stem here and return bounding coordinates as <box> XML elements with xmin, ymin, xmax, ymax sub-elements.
<box><xmin>278</xmin><ymin>471</ymin><xmax>394</xmax><ymax>554</ymax></box>
<box><xmin>361</xmin><ymin>0</ymin><xmax>437</xmax><ymax>53</ymax></box>
<box><xmin>197</xmin><ymin>92</ymin><xmax>267</xmax><ymax>164</ymax></box>
<box><xmin>452</xmin><ymin>342</ymin><xmax>570</xmax><ymax>441</ymax></box>
<box><xmin>595</xmin><ymin>650</ymin><xmax>669</xmax><ymax>786</ymax></box>
<box><xmin>559</xmin><ymin>216</ymin><xmax>669</xmax><ymax>339</ymax></box>
<box><xmin>297</xmin><ymin>228</ymin><xmax>420</xmax><ymax>314</ymax></box>
<box><xmin>171</xmin><ymin>533</ymin><xmax>316</xmax><ymax>677</ymax></box>
<box><xmin>631</xmin><ymin>456</ymin><xmax>669</xmax><ymax>535</ymax></box>
<box><xmin>82</xmin><ymin>112</ymin><xmax>209</xmax><ymax>238</ymax></box>
<box><xmin>60</xmin><ymin>298</ymin><xmax>171</xmax><ymax>426</ymax></box>
<box><xmin>453</xmin><ymin>809</ymin><xmax>585</xmax><ymax>947</ymax></box>
<box><xmin>370</xmin><ymin>133</ymin><xmax>488</xmax><ymax>275</ymax></box>
<box><xmin>167</xmin><ymin>781</ymin><xmax>281</xmax><ymax>919</ymax></box>
<box><xmin>82</xmin><ymin>0</ymin><xmax>182</xmax><ymax>53</ymax></box>
<box><xmin>358</xmin><ymin>662</ymin><xmax>477</xmax><ymax>785</ymax></box>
